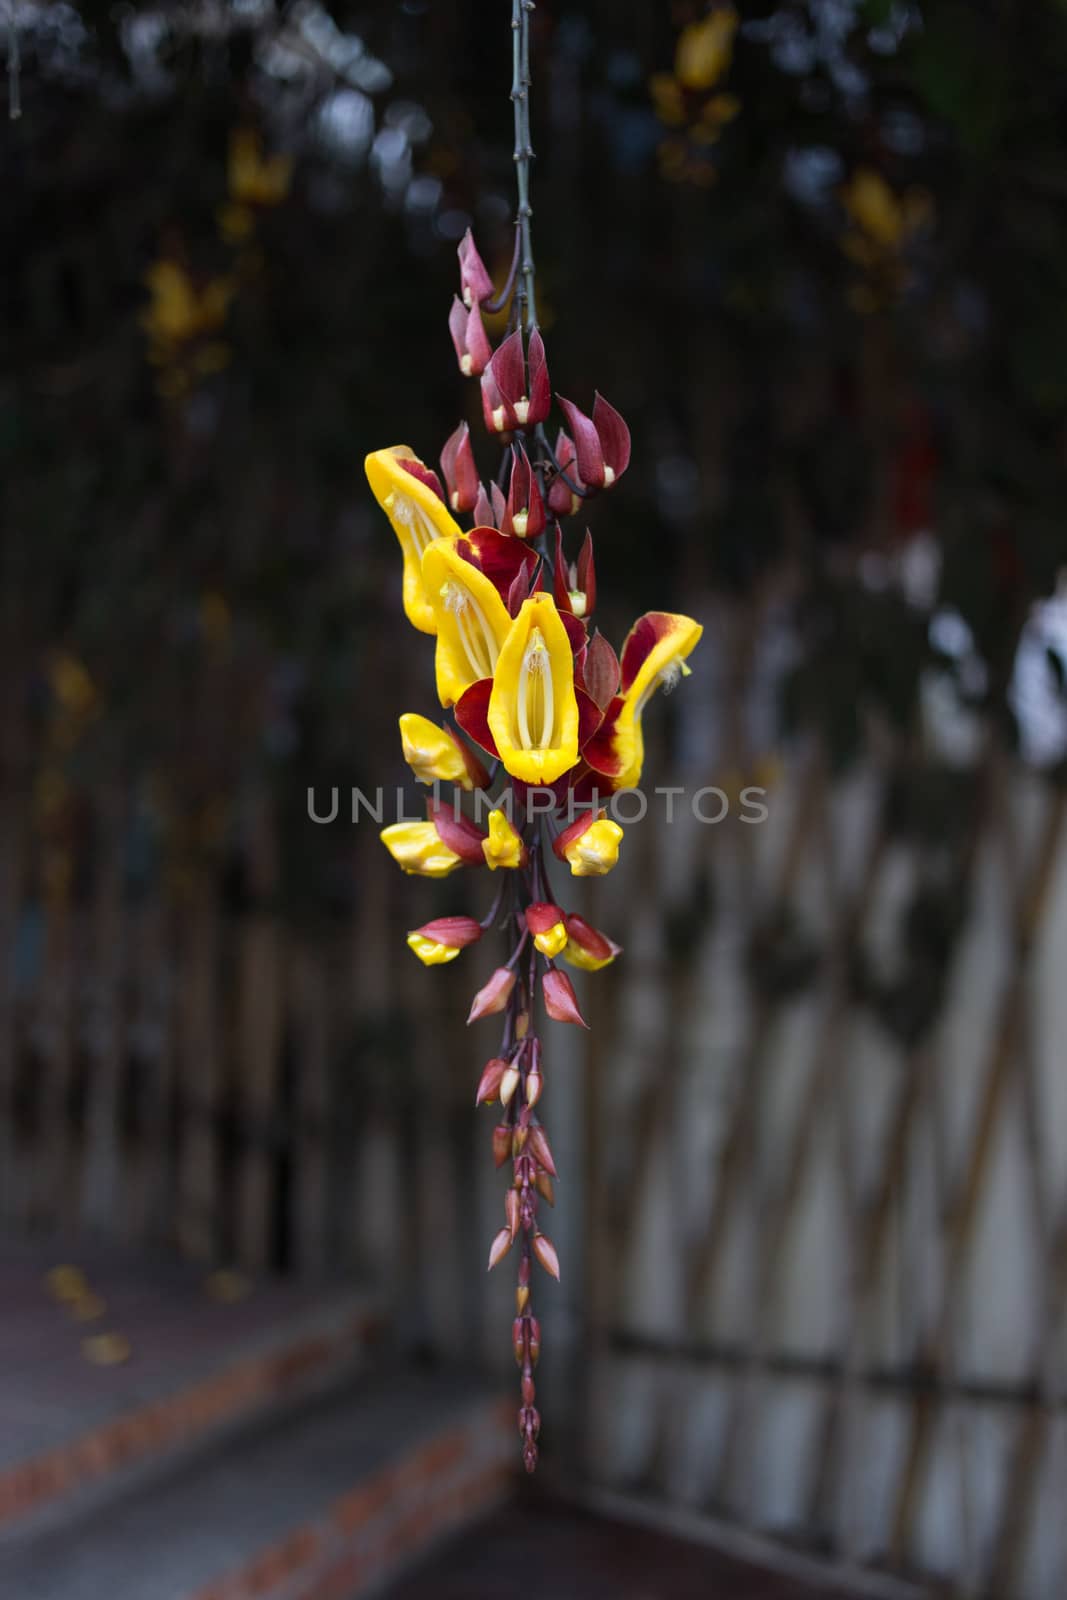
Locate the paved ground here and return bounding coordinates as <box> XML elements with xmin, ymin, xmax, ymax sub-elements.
<box><xmin>386</xmin><ymin>1497</ymin><xmax>888</xmax><ymax>1600</ymax></box>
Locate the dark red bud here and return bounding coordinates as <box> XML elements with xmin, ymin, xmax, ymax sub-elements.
<box><xmin>542</xmin><ymin>968</ymin><xmax>588</xmax><ymax>1028</ymax></box>
<box><xmin>527</xmin><ymin>1124</ymin><xmax>557</xmax><ymax>1176</ymax></box>
<box><xmin>468</xmin><ymin>967</ymin><xmax>517</xmax><ymax>1023</ymax></box>
<box><xmin>547</xmin><ymin>430</ymin><xmax>583</xmax><ymax>517</ymax></box>
<box><xmin>448</xmin><ymin>296</ymin><xmax>491</xmax><ymax>377</ymax></box>
<box><xmin>492</xmin><ymin>1123</ymin><xmax>512</xmax><ymax>1167</ymax></box>
<box><xmin>458</xmin><ymin>228</ymin><xmax>494</xmax><ymax>306</ymax></box>
<box><xmin>526</xmin><ymin>329</ymin><xmax>551</xmax><ymax>425</ymax></box>
<box><xmin>557</xmin><ymin>396</ymin><xmax>606</xmax><ymax>490</ymax></box>
<box><xmin>592</xmin><ymin>392</ymin><xmax>631</xmax><ymax>484</ymax></box>
<box><xmin>565</xmin><ymin>914</ymin><xmax>622</xmax><ymax>965</ymax></box>
<box><xmin>428</xmin><ymin>798</ymin><xmax>487</xmax><ymax>863</ymax></box>
<box><xmin>440</xmin><ymin>421</ymin><xmax>480</xmax><ymax>514</ymax></box>
<box><xmin>582</xmin><ymin>630</ymin><xmax>620</xmax><ymax>709</ymax></box>
<box><xmin>528</xmin><ymin>1317</ymin><xmax>541</xmax><ymax>1363</ymax></box>
<box><xmin>473</xmin><ymin>481</ymin><xmax>494</xmax><ymax>526</ymax></box>
<box><xmin>512</xmin><ymin>1317</ymin><xmax>527</xmax><ymax>1365</ymax></box>
<box><xmin>413</xmin><ymin>915</ymin><xmax>482</xmax><ymax>949</ymax></box>
<box><xmin>526</xmin><ymin>902</ymin><xmax>565</xmax><ymax>936</ymax></box>
<box><xmin>475</xmin><ymin>1056</ymin><xmax>508</xmax><ymax>1106</ymax></box>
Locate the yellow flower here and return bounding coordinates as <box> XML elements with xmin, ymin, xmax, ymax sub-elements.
<box><xmin>228</xmin><ymin>128</ymin><xmax>292</xmax><ymax>208</ymax></box>
<box><xmin>526</xmin><ymin>903</ymin><xmax>568</xmax><ymax>957</ymax></box>
<box><xmin>650</xmin><ymin>71</ymin><xmax>686</xmax><ymax>126</ymax></box>
<box><xmin>366</xmin><ymin>448</ymin><xmax>463</xmax><ymax>635</ymax></box>
<box><xmin>422</xmin><ymin>538</ymin><xmax>513</xmax><ymax>706</ymax></box>
<box><xmin>841</xmin><ymin>169</ymin><xmax>905</xmax><ymax>248</ymax></box>
<box><xmin>560</xmin><ymin>914</ymin><xmax>621</xmax><ymax>970</ymax></box>
<box><xmin>398</xmin><ymin>713</ymin><xmax>485</xmax><ymax>790</ymax></box>
<box><xmin>560</xmin><ymin>816</ymin><xmax>623</xmax><ymax>878</ymax></box>
<box><xmin>407</xmin><ymin>932</ymin><xmax>463</xmax><ymax>965</ymax></box>
<box><xmin>482</xmin><ymin>809</ymin><xmax>527</xmax><ymax>870</ymax></box>
<box><xmin>586</xmin><ymin>613</ymin><xmax>703</xmax><ymax>790</ymax></box>
<box><xmin>143</xmin><ymin>260</ymin><xmax>233</xmax><ymax>346</ymax></box>
<box><xmin>675</xmin><ymin>9</ymin><xmax>737</xmax><ymax>92</ymax></box>
<box><xmin>487</xmin><ymin>595</ymin><xmax>580</xmax><ymax>785</ymax></box>
<box><xmin>380</xmin><ymin>820</ymin><xmax>464</xmax><ymax>878</ymax></box>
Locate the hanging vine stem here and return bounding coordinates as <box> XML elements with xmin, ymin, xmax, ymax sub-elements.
<box><xmin>511</xmin><ymin>0</ymin><xmax>537</xmax><ymax>332</ymax></box>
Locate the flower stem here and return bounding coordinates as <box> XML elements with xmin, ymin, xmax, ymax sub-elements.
<box><xmin>511</xmin><ymin>0</ymin><xmax>537</xmax><ymax>332</ymax></box>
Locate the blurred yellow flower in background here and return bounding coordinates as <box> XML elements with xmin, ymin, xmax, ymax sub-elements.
<box><xmin>675</xmin><ymin>8</ymin><xmax>738</xmax><ymax>92</ymax></box>
<box><xmin>228</xmin><ymin>127</ymin><xmax>292</xmax><ymax>209</ymax></box>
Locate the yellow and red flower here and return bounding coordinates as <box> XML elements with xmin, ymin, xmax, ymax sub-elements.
<box><xmin>582</xmin><ymin>611</ymin><xmax>703</xmax><ymax>790</ymax></box>
<box><xmin>365</xmin><ymin>447</ymin><xmax>463</xmax><ymax>633</ymax></box>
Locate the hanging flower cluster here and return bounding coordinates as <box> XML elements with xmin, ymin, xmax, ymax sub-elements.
<box><xmin>364</xmin><ymin>4</ymin><xmax>701</xmax><ymax>1474</ymax></box>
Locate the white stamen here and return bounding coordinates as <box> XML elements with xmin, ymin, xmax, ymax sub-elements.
<box><xmin>514</xmin><ymin>398</ymin><xmax>530</xmax><ymax>425</ymax></box>
<box><xmin>441</xmin><ymin>581</ymin><xmax>497</xmax><ymax>680</ymax></box>
<box><xmin>517</xmin><ymin>628</ymin><xmax>552</xmax><ymax>750</ymax></box>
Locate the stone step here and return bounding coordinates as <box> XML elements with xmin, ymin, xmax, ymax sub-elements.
<box><xmin>0</xmin><ymin>1235</ymin><xmax>385</xmax><ymax>1536</ymax></box>
<box><xmin>0</xmin><ymin>1371</ymin><xmax>514</xmax><ymax>1600</ymax></box>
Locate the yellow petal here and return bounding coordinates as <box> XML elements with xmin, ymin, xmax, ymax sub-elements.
<box><xmin>399</xmin><ymin>713</ymin><xmax>472</xmax><ymax>787</ymax></box>
<box><xmin>482</xmin><ymin>808</ymin><xmax>526</xmax><ymax>870</ymax></box>
<box><xmin>422</xmin><ymin>538</ymin><xmax>513</xmax><ymax>706</ymax></box>
<box><xmin>487</xmin><ymin>595</ymin><xmax>580</xmax><ymax>785</ymax></box>
<box><xmin>406</xmin><ymin>932</ymin><xmax>463</xmax><ymax>965</ymax></box>
<box><xmin>611</xmin><ymin>613</ymin><xmax>703</xmax><ymax>789</ymax></box>
<box><xmin>380</xmin><ymin>820</ymin><xmax>463</xmax><ymax>878</ymax></box>
<box><xmin>675</xmin><ymin>9</ymin><xmax>737</xmax><ymax>91</ymax></box>
<box><xmin>366</xmin><ymin>448</ymin><xmax>463</xmax><ymax>634</ymax></box>
<box><xmin>563</xmin><ymin>817</ymin><xmax>623</xmax><ymax>878</ymax></box>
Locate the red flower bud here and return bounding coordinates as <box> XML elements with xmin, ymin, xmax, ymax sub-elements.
<box><xmin>483</xmin><ymin>329</ymin><xmax>550</xmax><ymax>433</ymax></box>
<box><xmin>528</xmin><ymin>1317</ymin><xmax>541</xmax><ymax>1363</ymax></box>
<box><xmin>546</xmin><ymin>430</ymin><xmax>583</xmax><ymax>517</ymax></box>
<box><xmin>428</xmin><ymin>799</ymin><xmax>487</xmax><ymax>864</ymax></box>
<box><xmin>542</xmin><ymin>968</ymin><xmax>588</xmax><ymax>1028</ymax></box>
<box><xmin>534</xmin><ymin>1169</ymin><xmax>554</xmax><ymax>1206</ymax></box>
<box><xmin>448</xmin><ymin>295</ymin><xmax>491</xmax><ymax>377</ymax></box>
<box><xmin>473</xmin><ymin>481</ymin><xmax>495</xmax><ymax>526</ymax></box>
<box><xmin>521</xmin><ymin>1373</ymin><xmax>536</xmax><ymax>1406</ymax></box>
<box><xmin>487</xmin><ymin>1227</ymin><xmax>512</xmax><ymax>1270</ymax></box>
<box><xmin>527</xmin><ymin>1124</ymin><xmax>557</xmax><ymax>1176</ymax></box>
<box><xmin>458</xmin><ymin>227</ymin><xmax>494</xmax><ymax>307</ymax></box>
<box><xmin>502</xmin><ymin>442</ymin><xmax>545</xmax><ymax>539</ymax></box>
<box><xmin>526</xmin><ymin>902</ymin><xmax>565</xmax><ymax>937</ymax></box>
<box><xmin>532</xmin><ymin>1232</ymin><xmax>560</xmax><ymax>1281</ymax></box>
<box><xmin>412</xmin><ymin>915</ymin><xmax>482</xmax><ymax>950</ymax></box>
<box><xmin>492</xmin><ymin>1123</ymin><xmax>512</xmax><ymax>1167</ymax></box>
<box><xmin>512</xmin><ymin>1317</ymin><xmax>527</xmax><ymax>1365</ymax></box>
<box><xmin>579</xmin><ymin>629</ymin><xmax>619</xmax><ymax>710</ymax></box>
<box><xmin>475</xmin><ymin>1056</ymin><xmax>508</xmax><ymax>1106</ymax></box>
<box><xmin>554</xmin><ymin>527</ymin><xmax>597</xmax><ymax>621</ymax></box>
<box><xmin>556</xmin><ymin>392</ymin><xmax>631</xmax><ymax>492</ymax></box>
<box><xmin>440</xmin><ymin>421</ymin><xmax>480</xmax><ymax>514</ymax></box>
<box><xmin>505</xmin><ymin>1188</ymin><xmax>520</xmax><ymax>1240</ymax></box>
<box><xmin>468</xmin><ymin>967</ymin><xmax>517</xmax><ymax>1023</ymax></box>
<box><xmin>564</xmin><ymin>914</ymin><xmax>622</xmax><ymax>968</ymax></box>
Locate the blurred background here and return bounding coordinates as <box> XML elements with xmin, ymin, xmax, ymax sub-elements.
<box><xmin>2</xmin><ymin>2</ymin><xmax>1067</xmax><ymax>1597</ymax></box>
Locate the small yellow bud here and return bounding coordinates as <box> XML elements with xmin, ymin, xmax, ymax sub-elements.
<box><xmin>563</xmin><ymin>817</ymin><xmax>623</xmax><ymax>878</ymax></box>
<box><xmin>532</xmin><ymin>920</ymin><xmax>567</xmax><ymax>959</ymax></box>
<box><xmin>482</xmin><ymin>808</ymin><xmax>527</xmax><ymax>870</ymax></box>
<box><xmin>380</xmin><ymin>821</ymin><xmax>463</xmax><ymax>879</ymax></box>
<box><xmin>406</xmin><ymin>931</ymin><xmax>463</xmax><ymax>966</ymax></box>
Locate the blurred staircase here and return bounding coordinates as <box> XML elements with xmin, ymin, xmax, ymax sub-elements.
<box><xmin>0</xmin><ymin>1237</ymin><xmax>513</xmax><ymax>1599</ymax></box>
